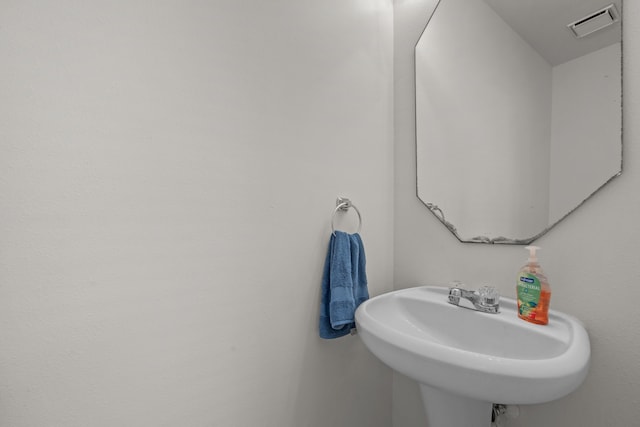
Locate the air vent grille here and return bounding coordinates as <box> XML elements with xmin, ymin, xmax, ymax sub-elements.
<box><xmin>568</xmin><ymin>4</ymin><xmax>619</xmax><ymax>38</ymax></box>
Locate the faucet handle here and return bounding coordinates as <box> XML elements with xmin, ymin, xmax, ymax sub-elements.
<box><xmin>448</xmin><ymin>281</ymin><xmax>465</xmax><ymax>305</ymax></box>
<box><xmin>448</xmin><ymin>287</ymin><xmax>461</xmax><ymax>305</ymax></box>
<box><xmin>477</xmin><ymin>285</ymin><xmax>500</xmax><ymax>308</ymax></box>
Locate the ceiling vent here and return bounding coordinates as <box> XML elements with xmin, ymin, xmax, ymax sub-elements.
<box><xmin>568</xmin><ymin>4</ymin><xmax>619</xmax><ymax>38</ymax></box>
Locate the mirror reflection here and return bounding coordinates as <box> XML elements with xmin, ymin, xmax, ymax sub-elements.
<box><xmin>415</xmin><ymin>0</ymin><xmax>622</xmax><ymax>244</ymax></box>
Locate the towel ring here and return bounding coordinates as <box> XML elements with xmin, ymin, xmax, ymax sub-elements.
<box><xmin>331</xmin><ymin>197</ymin><xmax>362</xmax><ymax>236</ymax></box>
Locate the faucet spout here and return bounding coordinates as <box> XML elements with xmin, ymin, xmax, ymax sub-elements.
<box><xmin>448</xmin><ymin>284</ymin><xmax>500</xmax><ymax>314</ymax></box>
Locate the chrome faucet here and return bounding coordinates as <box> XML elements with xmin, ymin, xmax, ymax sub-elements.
<box><xmin>448</xmin><ymin>282</ymin><xmax>500</xmax><ymax>314</ymax></box>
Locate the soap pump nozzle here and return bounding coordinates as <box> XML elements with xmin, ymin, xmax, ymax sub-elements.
<box><xmin>525</xmin><ymin>245</ymin><xmax>540</xmax><ymax>264</ymax></box>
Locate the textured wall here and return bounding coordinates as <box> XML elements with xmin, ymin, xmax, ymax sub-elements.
<box><xmin>0</xmin><ymin>1</ymin><xmax>394</xmax><ymax>426</ymax></box>
<box><xmin>394</xmin><ymin>0</ymin><xmax>640</xmax><ymax>426</ymax></box>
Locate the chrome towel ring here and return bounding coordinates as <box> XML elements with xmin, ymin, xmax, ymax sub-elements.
<box><xmin>331</xmin><ymin>197</ymin><xmax>362</xmax><ymax>236</ymax></box>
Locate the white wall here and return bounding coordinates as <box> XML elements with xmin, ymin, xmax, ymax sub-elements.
<box><xmin>395</xmin><ymin>1</ymin><xmax>640</xmax><ymax>426</ymax></box>
<box><xmin>0</xmin><ymin>1</ymin><xmax>394</xmax><ymax>426</ymax></box>
<box><xmin>549</xmin><ymin>43</ymin><xmax>622</xmax><ymax>224</ymax></box>
<box><xmin>415</xmin><ymin>0</ymin><xmax>551</xmax><ymax>240</ymax></box>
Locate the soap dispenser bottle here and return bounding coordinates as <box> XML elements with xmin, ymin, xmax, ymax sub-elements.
<box><xmin>516</xmin><ymin>246</ymin><xmax>551</xmax><ymax>325</ymax></box>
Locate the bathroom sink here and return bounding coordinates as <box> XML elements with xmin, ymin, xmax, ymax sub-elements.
<box><xmin>355</xmin><ymin>286</ymin><xmax>590</xmax><ymax>426</ymax></box>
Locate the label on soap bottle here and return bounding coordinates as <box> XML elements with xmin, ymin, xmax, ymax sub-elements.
<box><xmin>517</xmin><ymin>272</ymin><xmax>541</xmax><ymax>319</ymax></box>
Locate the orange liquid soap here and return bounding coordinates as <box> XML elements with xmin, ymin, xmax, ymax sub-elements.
<box><xmin>516</xmin><ymin>246</ymin><xmax>551</xmax><ymax>325</ymax></box>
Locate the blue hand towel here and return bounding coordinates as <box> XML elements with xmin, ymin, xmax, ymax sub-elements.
<box><xmin>319</xmin><ymin>231</ymin><xmax>369</xmax><ymax>339</ymax></box>
<box><xmin>349</xmin><ymin>233</ymin><xmax>369</xmax><ymax>309</ymax></box>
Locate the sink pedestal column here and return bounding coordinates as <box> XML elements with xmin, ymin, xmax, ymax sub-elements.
<box><xmin>419</xmin><ymin>384</ymin><xmax>492</xmax><ymax>427</ymax></box>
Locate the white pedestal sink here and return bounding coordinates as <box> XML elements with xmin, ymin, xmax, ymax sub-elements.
<box><xmin>355</xmin><ymin>286</ymin><xmax>590</xmax><ymax>427</ymax></box>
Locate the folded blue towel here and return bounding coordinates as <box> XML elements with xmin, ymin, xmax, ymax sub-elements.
<box><xmin>319</xmin><ymin>231</ymin><xmax>369</xmax><ymax>339</ymax></box>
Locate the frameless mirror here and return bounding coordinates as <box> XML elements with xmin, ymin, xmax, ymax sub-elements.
<box><xmin>415</xmin><ymin>0</ymin><xmax>622</xmax><ymax>244</ymax></box>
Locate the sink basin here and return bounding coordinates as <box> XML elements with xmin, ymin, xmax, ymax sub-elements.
<box><xmin>355</xmin><ymin>286</ymin><xmax>590</xmax><ymax>426</ymax></box>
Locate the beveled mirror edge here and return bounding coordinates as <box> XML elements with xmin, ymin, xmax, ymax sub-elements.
<box><xmin>417</xmin><ymin>167</ymin><xmax>622</xmax><ymax>245</ymax></box>
<box><xmin>414</xmin><ymin>0</ymin><xmax>624</xmax><ymax>245</ymax></box>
